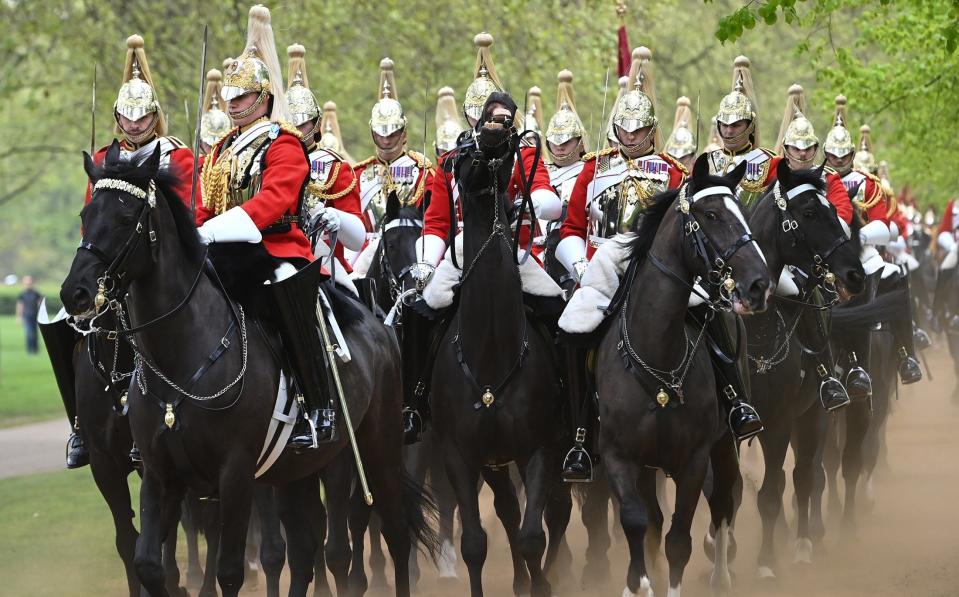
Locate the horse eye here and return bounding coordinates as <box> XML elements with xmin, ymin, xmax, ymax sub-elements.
<box><xmin>705</xmin><ymin>211</ymin><xmax>718</xmax><ymax>221</ymax></box>
<box><xmin>120</xmin><ymin>214</ymin><xmax>136</xmax><ymax>226</ymax></box>
<box><xmin>803</xmin><ymin>209</ymin><xmax>816</xmax><ymax>218</ymax></box>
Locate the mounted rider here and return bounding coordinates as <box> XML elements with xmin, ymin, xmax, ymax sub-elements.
<box><xmin>48</xmin><ymin>33</ymin><xmax>196</xmax><ymax>469</ymax></box>
<box><xmin>434</xmin><ymin>86</ymin><xmax>467</xmax><ymax>159</ymax></box>
<box><xmin>353</xmin><ymin>59</ymin><xmax>434</xmax><ymax>235</ymax></box>
<box><xmin>284</xmin><ymin>44</ymin><xmax>366</xmax><ymax>287</ymax></box>
<box><xmin>831</xmin><ymin>118</ymin><xmax>922</xmax><ymax>384</ymax></box>
<box><xmin>543</xmin><ymin>70</ymin><xmax>588</xmax><ymax>251</ymax></box>
<box><xmin>705</xmin><ymin>56</ymin><xmax>778</xmax><ymax>206</ymax></box>
<box><xmin>773</xmin><ymin>84</ymin><xmax>854</xmax><ymax>412</ymax></box>
<box><xmin>414</xmin><ymin>32</ymin><xmax>562</xmax><ymax>280</ymax></box>
<box><xmin>557</xmin><ymin>47</ymin><xmax>765</xmax><ymax>482</ymax></box>
<box><xmin>195</xmin><ymin>5</ymin><xmax>343</xmax><ymax>448</ymax></box>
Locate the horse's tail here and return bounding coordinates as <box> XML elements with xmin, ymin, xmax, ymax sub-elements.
<box><xmin>831</xmin><ymin>287</ymin><xmax>908</xmax><ymax>332</ymax></box>
<box><xmin>403</xmin><ymin>471</ymin><xmax>441</xmax><ymax>560</ymax></box>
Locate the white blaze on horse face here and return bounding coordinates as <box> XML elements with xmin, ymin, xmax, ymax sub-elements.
<box><xmin>722</xmin><ymin>196</ymin><xmax>768</xmax><ymax>266</ymax></box>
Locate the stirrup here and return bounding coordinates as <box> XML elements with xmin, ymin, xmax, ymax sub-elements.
<box><xmin>562</xmin><ymin>443</ymin><xmax>593</xmax><ymax>483</ymax></box>
<box><xmin>819</xmin><ymin>377</ymin><xmax>851</xmax><ymax>412</ymax></box>
<box><xmin>727</xmin><ymin>402</ymin><xmax>763</xmax><ymax>442</ymax></box>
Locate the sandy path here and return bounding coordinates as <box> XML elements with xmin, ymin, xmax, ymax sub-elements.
<box><xmin>0</xmin><ymin>418</ymin><xmax>68</xmax><ymax>480</ymax></box>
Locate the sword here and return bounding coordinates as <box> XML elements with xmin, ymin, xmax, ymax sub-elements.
<box><xmin>695</xmin><ymin>89</ymin><xmax>702</xmax><ymax>154</ymax></box>
<box><xmin>589</xmin><ymin>67</ymin><xmax>611</xmax><ymax>233</ymax></box>
<box><xmin>189</xmin><ymin>25</ymin><xmax>209</xmax><ymax>216</ymax></box>
<box><xmin>90</xmin><ymin>63</ymin><xmax>97</xmax><ymax>155</ymax></box>
<box><xmin>315</xmin><ymin>296</ymin><xmax>373</xmax><ymax>505</ymax></box>
<box><xmin>419</xmin><ymin>77</ymin><xmax>430</xmax><ymax>263</ymax></box>
<box><xmin>184</xmin><ymin>99</ymin><xmax>193</xmax><ymax>150</ymax></box>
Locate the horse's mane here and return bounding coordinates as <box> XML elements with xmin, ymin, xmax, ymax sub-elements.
<box><xmin>88</xmin><ymin>152</ymin><xmax>203</xmax><ymax>264</ymax></box>
<box><xmin>624</xmin><ymin>188</ymin><xmax>679</xmax><ymax>266</ymax></box>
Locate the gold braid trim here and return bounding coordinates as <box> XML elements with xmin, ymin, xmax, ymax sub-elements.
<box><xmin>582</xmin><ymin>146</ymin><xmax>618</xmax><ymax>162</ymax></box>
<box><xmin>855</xmin><ymin>172</ymin><xmax>886</xmax><ymax>211</ymax></box>
<box><xmin>659</xmin><ymin>152</ymin><xmax>688</xmax><ymax>177</ymax></box>
<box><xmin>200</xmin><ymin>140</ymin><xmax>230</xmax><ymax>214</ymax></box>
<box><xmin>308</xmin><ymin>162</ymin><xmax>359</xmax><ymax>203</ymax></box>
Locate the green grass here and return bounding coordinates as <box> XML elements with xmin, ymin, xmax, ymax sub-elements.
<box><xmin>0</xmin><ymin>315</ymin><xmax>63</xmax><ymax>428</ymax></box>
<box><xmin>0</xmin><ymin>470</ymin><xmax>141</xmax><ymax>596</ymax></box>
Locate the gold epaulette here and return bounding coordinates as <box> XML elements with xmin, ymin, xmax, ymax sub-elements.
<box><xmin>165</xmin><ymin>136</ymin><xmax>186</xmax><ymax>148</ymax></box>
<box><xmin>407</xmin><ymin>150</ymin><xmax>435</xmax><ymax>172</ymax></box>
<box><xmin>856</xmin><ymin>171</ymin><xmax>886</xmax><ymax>210</ymax></box>
<box><xmin>273</xmin><ymin>120</ymin><xmax>303</xmax><ymax>139</ymax></box>
<box><xmin>354</xmin><ymin>155</ymin><xmax>377</xmax><ymax>169</ymax></box>
<box><xmin>756</xmin><ymin>146</ymin><xmax>776</xmax><ymax>158</ymax></box>
<box><xmin>659</xmin><ymin>152</ymin><xmax>689</xmax><ymax>177</ymax></box>
<box><xmin>582</xmin><ymin>146</ymin><xmax>618</xmax><ymax>162</ymax></box>
<box><xmin>823</xmin><ymin>165</ymin><xmax>838</xmax><ymax>175</ymax></box>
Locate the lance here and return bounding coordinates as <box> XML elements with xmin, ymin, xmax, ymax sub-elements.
<box><xmin>189</xmin><ymin>25</ymin><xmax>209</xmax><ymax>216</ymax></box>
<box><xmin>90</xmin><ymin>63</ymin><xmax>97</xmax><ymax>155</ymax></box>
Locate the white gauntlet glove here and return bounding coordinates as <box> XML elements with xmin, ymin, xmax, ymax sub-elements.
<box><xmin>308</xmin><ymin>206</ymin><xmax>341</xmax><ymax>234</ymax></box>
<box><xmin>410</xmin><ymin>262</ymin><xmax>436</xmax><ymax>293</ymax></box>
<box><xmin>572</xmin><ymin>258</ymin><xmax>589</xmax><ymax>283</ymax></box>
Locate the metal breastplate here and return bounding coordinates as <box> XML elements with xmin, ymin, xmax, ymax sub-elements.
<box><xmin>203</xmin><ymin>132</ymin><xmax>271</xmax><ymax>213</ymax></box>
<box><xmin>592</xmin><ymin>155</ymin><xmax>669</xmax><ymax>239</ymax></box>
<box><xmin>708</xmin><ymin>149</ymin><xmax>772</xmax><ymax>207</ymax></box>
<box><xmin>360</xmin><ymin>158</ymin><xmax>419</xmax><ymax>228</ymax></box>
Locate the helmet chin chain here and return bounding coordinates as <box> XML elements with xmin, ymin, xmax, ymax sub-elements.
<box><xmin>618</xmin><ymin>126</ymin><xmax>657</xmax><ymax>158</ymax></box>
<box><xmin>228</xmin><ymin>90</ymin><xmax>268</xmax><ymax>121</ymax></box>
<box><xmin>720</xmin><ymin>119</ymin><xmax>755</xmax><ymax>153</ymax></box>
<box><xmin>120</xmin><ymin>114</ymin><xmax>159</xmax><ymax>146</ymax></box>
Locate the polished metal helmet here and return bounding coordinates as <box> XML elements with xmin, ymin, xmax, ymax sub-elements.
<box><xmin>777</xmin><ymin>85</ymin><xmax>818</xmax><ymax>151</ymax></box>
<box><xmin>612</xmin><ymin>47</ymin><xmax>657</xmax><ymax>134</ymax></box>
<box><xmin>285</xmin><ymin>44</ymin><xmax>320</xmax><ymax>128</ymax></box>
<box><xmin>370</xmin><ymin>58</ymin><xmax>407</xmax><ymax>137</ymax></box>
<box><xmin>823</xmin><ymin>94</ymin><xmax>855</xmax><ymax>158</ymax></box>
<box><xmin>199</xmin><ymin>69</ymin><xmax>231</xmax><ymax>146</ymax></box>
<box><xmin>463</xmin><ymin>33</ymin><xmax>504</xmax><ymax>121</ymax></box>
<box><xmin>716</xmin><ymin>56</ymin><xmax>756</xmax><ymax>125</ymax></box>
<box><xmin>435</xmin><ymin>86</ymin><xmax>466</xmax><ymax>153</ymax></box>
<box><xmin>665</xmin><ymin>97</ymin><xmax>696</xmax><ymax>160</ymax></box>
<box><xmin>853</xmin><ymin>124</ymin><xmax>877</xmax><ymax>172</ymax></box>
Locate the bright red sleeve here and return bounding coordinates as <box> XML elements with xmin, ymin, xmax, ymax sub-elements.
<box><xmin>84</xmin><ymin>147</ymin><xmax>109</xmax><ymax>205</ymax></box>
<box><xmin>238</xmin><ymin>134</ymin><xmax>309</xmax><ymax>229</ymax></box>
<box><xmin>825</xmin><ymin>171</ymin><xmax>853</xmax><ymax>225</ymax></box>
<box><xmin>508</xmin><ymin>146</ymin><xmax>553</xmax><ymax>199</ymax></box>
<box><xmin>424</xmin><ymin>153</ymin><xmax>454</xmax><ymax>239</ymax></box>
<box><xmin>939</xmin><ymin>200</ymin><xmax>954</xmax><ymax>235</ymax></box>
<box><xmin>559</xmin><ymin>158</ymin><xmax>596</xmax><ymax>241</ymax></box>
<box><xmin>863</xmin><ymin>179</ymin><xmax>890</xmax><ymax>225</ymax></box>
<box><xmin>327</xmin><ymin>163</ymin><xmax>362</xmax><ymax>220</ymax></box>
<box><xmin>667</xmin><ymin>164</ymin><xmax>685</xmax><ymax>189</ymax></box>
<box><xmin>764</xmin><ymin>156</ymin><xmax>782</xmax><ymax>186</ymax></box>
<box><xmin>168</xmin><ymin>148</ymin><xmax>196</xmax><ymax>208</ymax></box>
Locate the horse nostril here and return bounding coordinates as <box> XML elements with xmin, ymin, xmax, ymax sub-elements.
<box><xmin>72</xmin><ymin>287</ymin><xmax>90</xmax><ymax>309</ymax></box>
<box><xmin>750</xmin><ymin>278</ymin><xmax>770</xmax><ymax>297</ymax></box>
<box><xmin>849</xmin><ymin>269</ymin><xmax>864</xmax><ymax>285</ymax></box>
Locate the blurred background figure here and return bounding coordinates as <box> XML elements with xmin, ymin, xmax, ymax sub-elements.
<box><xmin>15</xmin><ymin>275</ymin><xmax>42</xmax><ymax>354</ymax></box>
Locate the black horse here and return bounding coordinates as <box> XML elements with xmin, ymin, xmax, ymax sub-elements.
<box><xmin>61</xmin><ymin>141</ymin><xmax>435</xmax><ymax>597</ymax></box>
<box><xmin>596</xmin><ymin>154</ymin><xmax>770</xmax><ymax>597</ymax></box>
<box><xmin>429</xmin><ymin>110</ymin><xmax>569</xmax><ymax>597</ymax></box>
<box><xmin>743</xmin><ymin>163</ymin><xmax>864</xmax><ymax>578</ymax></box>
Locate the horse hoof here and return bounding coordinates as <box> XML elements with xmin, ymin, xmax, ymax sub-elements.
<box><xmin>792</xmin><ymin>538</ymin><xmax>813</xmax><ymax>565</ymax></box>
<box><xmin>757</xmin><ymin>566</ymin><xmax>776</xmax><ymax>580</ymax></box>
<box><xmin>186</xmin><ymin>570</ymin><xmax>203</xmax><ymax>589</ymax></box>
<box><xmin>703</xmin><ymin>531</ymin><xmax>716</xmax><ymax>562</ymax></box>
<box><xmin>622</xmin><ymin>576</ymin><xmax>655</xmax><ymax>596</ymax></box>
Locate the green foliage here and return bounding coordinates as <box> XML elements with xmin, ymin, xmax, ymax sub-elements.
<box><xmin>0</xmin><ymin>316</ymin><xmax>62</xmax><ymax>428</ymax></box>
<box><xmin>711</xmin><ymin>0</ymin><xmax>959</xmax><ymax>208</ymax></box>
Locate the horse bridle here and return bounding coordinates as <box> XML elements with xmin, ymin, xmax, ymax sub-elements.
<box><xmin>378</xmin><ymin>217</ymin><xmax>424</xmax><ymax>302</ymax></box>
<box><xmin>649</xmin><ymin>183</ymin><xmax>760</xmax><ymax>311</ymax></box>
<box><xmin>772</xmin><ymin>181</ymin><xmax>848</xmax><ymax>302</ymax></box>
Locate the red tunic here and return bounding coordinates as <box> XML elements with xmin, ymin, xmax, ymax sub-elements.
<box><xmin>424</xmin><ymin>145</ymin><xmax>553</xmax><ymax>248</ymax></box>
<box><xmin>353</xmin><ymin>151</ymin><xmax>434</xmax><ymax>232</ymax></box>
<box><xmin>824</xmin><ymin>171</ymin><xmax>853</xmax><ymax>225</ymax></box>
<box><xmin>306</xmin><ymin>148</ymin><xmax>362</xmax><ymax>271</ymax></box>
<box><xmin>85</xmin><ymin>138</ymin><xmax>195</xmax><ymax>207</ymax></box>
<box><xmin>196</xmin><ymin>128</ymin><xmax>313</xmax><ymax>262</ymax></box>
<box><xmin>939</xmin><ymin>200</ymin><xmax>957</xmax><ymax>236</ymax></box>
<box><xmin>560</xmin><ymin>150</ymin><xmax>685</xmax><ymax>251</ymax></box>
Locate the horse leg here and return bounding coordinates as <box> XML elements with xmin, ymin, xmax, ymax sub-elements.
<box><xmin>162</xmin><ymin>521</ymin><xmax>187</xmax><ymax>597</ymax></box>
<box><xmin>432</xmin><ymin>445</ymin><xmax>459</xmax><ymax>580</ymax></box>
<box><xmin>706</xmin><ymin>438</ymin><xmax>741</xmax><ymax>597</ymax></box>
<box><xmin>215</xmin><ymin>473</ymin><xmax>255</xmax><ymax>597</ymax></box>
<box><xmin>309</xmin><ymin>475</ymin><xmax>331</xmax><ymax>597</ymax></box>
<box><xmin>481</xmin><ymin>466</ymin><xmax>530</xmax><ymax>595</ymax></box>
<box><xmin>88</xmin><ymin>449</ymin><xmax>141</xmax><ymax>597</ymax></box>
<box><xmin>367</xmin><ymin>514</ymin><xmax>389</xmax><ymax>589</ymax></box>
<box><xmin>542</xmin><ymin>478</ymin><xmax>573</xmax><ymax>582</ymax></box>
<box><xmin>277</xmin><ymin>475</ymin><xmax>319</xmax><ymax>597</ymax></box>
<box><xmin>792</xmin><ymin>405</ymin><xmax>827</xmax><ymax>565</ymax></box>
<box><xmin>181</xmin><ymin>495</ymin><xmax>203</xmax><ymax>590</ymax></box>
<box><xmin>841</xmin><ymin>400</ymin><xmax>870</xmax><ymax>535</ymax></box>
<box><xmin>134</xmin><ymin>473</ymin><xmax>185</xmax><ymax>597</ymax></box>
<box><xmin>320</xmin><ymin>454</ymin><xmax>353</xmax><ymax>597</ymax></box>
<box><xmin>755</xmin><ymin>432</ymin><xmax>789</xmax><ymax>579</ymax></box>
<box><xmin>198</xmin><ymin>498</ymin><xmax>221</xmax><ymax>597</ymax></box>
<box><xmin>605</xmin><ymin>451</ymin><xmax>652</xmax><ymax>597</ymax></box>
<box><xmin>445</xmin><ymin>445</ymin><xmax>487</xmax><ymax>597</ymax></box>
<box><xmin>638</xmin><ymin>467</ymin><xmax>665</xmax><ymax>572</ymax></box>
<box><xmin>517</xmin><ymin>448</ymin><xmax>555</xmax><ymax>597</ymax></box>
<box><xmin>254</xmin><ymin>486</ymin><xmax>287</xmax><ymax>597</ymax></box>
<box><xmin>821</xmin><ymin>414</ymin><xmax>843</xmax><ymax>520</ymax></box>
<box><xmin>580</xmin><ymin>471</ymin><xmax>613</xmax><ymax>585</ymax></box>
<box><xmin>244</xmin><ymin>500</ymin><xmax>261</xmax><ymax>591</ymax></box>
<box><xmin>347</xmin><ymin>488</ymin><xmax>373</xmax><ymax>595</ymax></box>
<box><xmin>666</xmin><ymin>447</ymin><xmax>710</xmax><ymax>597</ymax></box>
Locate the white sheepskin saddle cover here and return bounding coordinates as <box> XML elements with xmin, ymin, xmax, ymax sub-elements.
<box><xmin>558</xmin><ymin>233</ymin><xmax>712</xmax><ymax>334</ymax></box>
<box><xmin>422</xmin><ymin>234</ymin><xmax>564</xmax><ymax>310</ymax></box>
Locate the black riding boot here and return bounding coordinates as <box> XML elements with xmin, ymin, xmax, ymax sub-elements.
<box><xmin>354</xmin><ymin>277</ymin><xmax>379</xmax><ymax>314</ymax></box>
<box><xmin>39</xmin><ymin>317</ymin><xmax>88</xmax><ymax>469</ymax></box>
<box><xmin>891</xmin><ymin>275</ymin><xmax>922</xmax><ymax>385</ymax></box>
<box><xmin>705</xmin><ymin>311</ymin><xmax>763</xmax><ymax>441</ymax></box>
<box><xmin>562</xmin><ymin>345</ymin><xmax>593</xmax><ymax>482</ymax></box>
<box><xmin>269</xmin><ymin>260</ymin><xmax>339</xmax><ymax>449</ymax></box>
<box><xmin>845</xmin><ymin>350</ymin><xmax>873</xmax><ymax>401</ymax></box>
<box><xmin>797</xmin><ymin>300</ymin><xmax>850</xmax><ymax>412</ymax></box>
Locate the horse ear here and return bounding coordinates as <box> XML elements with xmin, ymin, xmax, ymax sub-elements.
<box><xmin>727</xmin><ymin>158</ymin><xmax>748</xmax><ymax>188</ymax></box>
<box><xmin>82</xmin><ymin>151</ymin><xmax>98</xmax><ymax>182</ymax></box>
<box><xmin>105</xmin><ymin>139</ymin><xmax>122</xmax><ymax>165</ymax></box>
<box><xmin>691</xmin><ymin>153</ymin><xmax>710</xmax><ymax>187</ymax></box>
<box><xmin>385</xmin><ymin>190</ymin><xmax>400</xmax><ymax>222</ymax></box>
<box><xmin>814</xmin><ymin>161</ymin><xmax>826</xmax><ymax>178</ymax></box>
<box><xmin>777</xmin><ymin>158</ymin><xmax>793</xmax><ymax>188</ymax></box>
<box><xmin>141</xmin><ymin>142</ymin><xmax>162</xmax><ymax>177</ymax></box>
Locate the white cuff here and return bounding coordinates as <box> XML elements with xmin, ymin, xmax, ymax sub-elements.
<box><xmin>887</xmin><ymin>236</ymin><xmax>906</xmax><ymax>257</ymax></box>
<box><xmin>555</xmin><ymin>235</ymin><xmax>588</xmax><ymax>274</ymax></box>
<box><xmin>415</xmin><ymin>234</ymin><xmax>447</xmax><ymax>266</ymax></box>
<box><xmin>198</xmin><ymin>206</ymin><xmax>262</xmax><ymax>244</ymax></box>
<box><xmin>859</xmin><ymin>220</ymin><xmax>890</xmax><ymax>247</ymax></box>
<box><xmin>332</xmin><ymin>210</ymin><xmax>366</xmax><ymax>251</ymax></box>
<box><xmin>861</xmin><ymin>246</ymin><xmax>884</xmax><ymax>275</ymax></box>
<box><xmin>888</xmin><ymin>221</ymin><xmax>900</xmax><ymax>239</ymax></box>
<box><xmin>938</xmin><ymin>231</ymin><xmax>957</xmax><ymax>253</ymax></box>
<box><xmin>530</xmin><ymin>188</ymin><xmax>562</xmax><ymax>221</ymax></box>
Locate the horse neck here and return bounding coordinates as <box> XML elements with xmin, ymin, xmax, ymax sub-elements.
<box><xmin>626</xmin><ymin>209</ymin><xmax>703</xmax><ymax>367</ymax></box>
<box><xmin>458</xmin><ymin>187</ymin><xmax>526</xmax><ymax>368</ymax></box>
<box><xmin>125</xmin><ymin>206</ymin><xmax>227</xmax><ymax>375</ymax></box>
<box><xmin>748</xmin><ymin>196</ymin><xmax>785</xmax><ymax>281</ymax></box>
